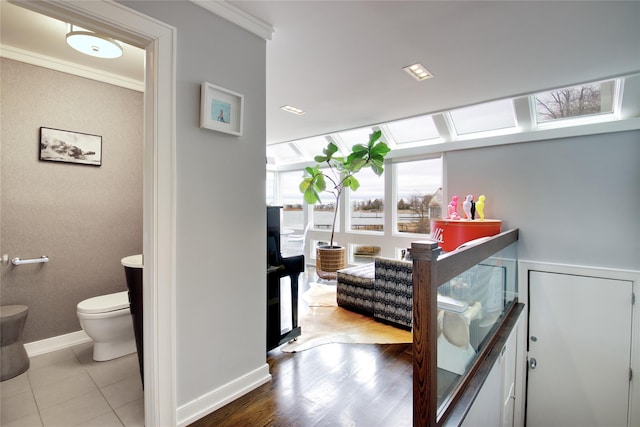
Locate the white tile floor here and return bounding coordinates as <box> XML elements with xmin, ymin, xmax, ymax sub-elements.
<box><xmin>0</xmin><ymin>342</ymin><xmax>144</xmax><ymax>427</ymax></box>
<box><xmin>0</xmin><ymin>268</ymin><xmax>321</xmax><ymax>427</ymax></box>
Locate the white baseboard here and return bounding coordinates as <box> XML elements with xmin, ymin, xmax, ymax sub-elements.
<box><xmin>176</xmin><ymin>363</ymin><xmax>271</xmax><ymax>427</ymax></box>
<box><xmin>24</xmin><ymin>330</ymin><xmax>91</xmax><ymax>357</ymax></box>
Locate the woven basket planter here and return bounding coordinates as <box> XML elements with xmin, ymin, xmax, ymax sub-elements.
<box><xmin>316</xmin><ymin>246</ymin><xmax>346</xmax><ymax>280</ymax></box>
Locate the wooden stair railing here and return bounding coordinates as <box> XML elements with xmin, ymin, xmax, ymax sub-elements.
<box><xmin>411</xmin><ymin>229</ymin><xmax>520</xmax><ymax>427</ymax></box>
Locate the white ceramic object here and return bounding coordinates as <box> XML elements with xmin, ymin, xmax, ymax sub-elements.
<box><xmin>77</xmin><ymin>291</ymin><xmax>136</xmax><ymax>361</ymax></box>
<box><xmin>121</xmin><ymin>254</ymin><xmax>143</xmax><ymax>268</ymax></box>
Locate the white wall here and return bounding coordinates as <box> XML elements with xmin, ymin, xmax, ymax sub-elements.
<box><xmin>448</xmin><ymin>130</ymin><xmax>640</xmax><ymax>425</ymax></box>
<box><xmin>445</xmin><ymin>130</ymin><xmax>640</xmax><ymax>271</ymax></box>
<box><xmin>120</xmin><ymin>0</ymin><xmax>267</xmax><ymax>414</ymax></box>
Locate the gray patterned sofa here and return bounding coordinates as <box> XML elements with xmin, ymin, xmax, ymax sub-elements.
<box><xmin>336</xmin><ymin>257</ymin><xmax>413</xmax><ymax>329</ymax></box>
<box><xmin>373</xmin><ymin>257</ymin><xmax>413</xmax><ymax>329</ymax></box>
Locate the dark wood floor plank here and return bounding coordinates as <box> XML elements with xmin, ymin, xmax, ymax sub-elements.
<box><xmin>312</xmin><ymin>344</ymin><xmax>412</xmax><ymax>426</ymax></box>
<box><xmin>378</xmin><ymin>387</ymin><xmax>414</xmax><ymax>427</ymax></box>
<box><xmin>189</xmin><ymin>343</ymin><xmax>413</xmax><ymax>427</ymax></box>
<box><xmin>359</xmin><ymin>349</ymin><xmax>414</xmax><ymax>425</ymax></box>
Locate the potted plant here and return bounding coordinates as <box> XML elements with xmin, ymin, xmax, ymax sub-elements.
<box><xmin>299</xmin><ymin>130</ymin><xmax>390</xmax><ymax>278</ymax></box>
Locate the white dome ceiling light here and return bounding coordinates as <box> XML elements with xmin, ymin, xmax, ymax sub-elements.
<box><xmin>66</xmin><ymin>24</ymin><xmax>123</xmax><ymax>59</ymax></box>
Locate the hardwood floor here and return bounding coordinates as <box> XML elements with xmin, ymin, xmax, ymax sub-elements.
<box><xmin>189</xmin><ymin>342</ymin><xmax>414</xmax><ymax>427</ymax></box>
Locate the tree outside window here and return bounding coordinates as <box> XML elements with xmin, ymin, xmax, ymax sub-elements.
<box><xmin>535</xmin><ymin>80</ymin><xmax>615</xmax><ymax>123</ymax></box>
<box><xmin>396</xmin><ymin>158</ymin><xmax>442</xmax><ymax>235</ymax></box>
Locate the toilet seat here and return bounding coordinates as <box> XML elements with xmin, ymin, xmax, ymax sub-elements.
<box><xmin>77</xmin><ymin>291</ymin><xmax>130</xmax><ymax>315</ymax></box>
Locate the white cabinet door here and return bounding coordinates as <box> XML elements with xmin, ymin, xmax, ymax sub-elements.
<box><xmin>462</xmin><ymin>317</ymin><xmax>520</xmax><ymax>427</ymax></box>
<box><xmin>461</xmin><ymin>354</ymin><xmax>502</xmax><ymax>427</ymax></box>
<box><xmin>501</xmin><ymin>328</ymin><xmax>517</xmax><ymax>427</ymax></box>
<box><xmin>527</xmin><ymin>271</ymin><xmax>632</xmax><ymax>427</ymax></box>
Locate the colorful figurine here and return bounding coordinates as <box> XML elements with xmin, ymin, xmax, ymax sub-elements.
<box><xmin>447</xmin><ymin>195</ymin><xmax>460</xmax><ymax>220</ymax></box>
<box><xmin>462</xmin><ymin>194</ymin><xmax>475</xmax><ymax>220</ymax></box>
<box><xmin>475</xmin><ymin>195</ymin><xmax>486</xmax><ymax>220</ymax></box>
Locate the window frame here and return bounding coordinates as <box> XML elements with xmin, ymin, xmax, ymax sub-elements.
<box><xmin>392</xmin><ymin>155</ymin><xmax>443</xmax><ymax>238</ymax></box>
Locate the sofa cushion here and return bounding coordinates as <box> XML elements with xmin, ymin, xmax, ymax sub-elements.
<box><xmin>336</xmin><ymin>263</ymin><xmax>376</xmax><ymax>315</ymax></box>
<box><xmin>374</xmin><ymin>257</ymin><xmax>413</xmax><ymax>329</ymax></box>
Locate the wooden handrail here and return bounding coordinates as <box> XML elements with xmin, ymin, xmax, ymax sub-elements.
<box><xmin>434</xmin><ymin>229</ymin><xmax>519</xmax><ymax>286</ymax></box>
<box><xmin>411</xmin><ymin>229</ymin><xmax>519</xmax><ymax>427</ymax></box>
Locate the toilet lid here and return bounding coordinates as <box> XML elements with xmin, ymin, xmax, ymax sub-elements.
<box><xmin>77</xmin><ymin>291</ymin><xmax>130</xmax><ymax>314</ymax></box>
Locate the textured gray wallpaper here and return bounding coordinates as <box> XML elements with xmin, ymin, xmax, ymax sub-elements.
<box><xmin>0</xmin><ymin>58</ymin><xmax>143</xmax><ymax>342</ymax></box>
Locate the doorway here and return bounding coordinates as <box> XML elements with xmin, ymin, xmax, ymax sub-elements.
<box><xmin>0</xmin><ymin>2</ymin><xmax>176</xmax><ymax>425</ymax></box>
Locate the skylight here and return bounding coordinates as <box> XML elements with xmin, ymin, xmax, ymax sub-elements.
<box><xmin>266</xmin><ymin>75</ymin><xmax>632</xmax><ymax>167</ymax></box>
<box><xmin>292</xmin><ymin>136</ymin><xmax>330</xmax><ymax>160</ymax></box>
<box><xmin>335</xmin><ymin>127</ymin><xmax>376</xmax><ymax>151</ymax></box>
<box><xmin>266</xmin><ymin>142</ymin><xmax>301</xmax><ymax>164</ymax></box>
<box><xmin>384</xmin><ymin>115</ymin><xmax>440</xmax><ymax>144</ymax></box>
<box><xmin>449</xmin><ymin>99</ymin><xmax>516</xmax><ymax>135</ymax></box>
<box><xmin>534</xmin><ymin>79</ymin><xmax>616</xmax><ymax>124</ymax></box>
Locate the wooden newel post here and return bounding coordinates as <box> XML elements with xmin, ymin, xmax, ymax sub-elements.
<box><xmin>412</xmin><ymin>240</ymin><xmax>441</xmax><ymax>427</ymax></box>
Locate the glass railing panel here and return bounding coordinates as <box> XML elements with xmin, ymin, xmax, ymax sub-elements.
<box><xmin>435</xmin><ymin>241</ymin><xmax>518</xmax><ymax>414</ymax></box>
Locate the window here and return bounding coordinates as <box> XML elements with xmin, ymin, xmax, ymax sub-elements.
<box><xmin>307</xmin><ymin>167</ymin><xmax>339</xmax><ymax>232</ymax></box>
<box><xmin>395</xmin><ymin>158</ymin><xmax>442</xmax><ymax>235</ymax></box>
<box><xmin>279</xmin><ymin>171</ymin><xmax>304</xmax><ymax>229</ymax></box>
<box><xmin>312</xmin><ymin>202</ymin><xmax>337</xmax><ymax>232</ymax></box>
<box><xmin>348</xmin><ymin>167</ymin><xmax>384</xmax><ymax>232</ymax></box>
<box><xmin>449</xmin><ymin>99</ymin><xmax>516</xmax><ymax>135</ymax></box>
<box><xmin>350</xmin><ymin>242</ymin><xmax>381</xmax><ymax>264</ymax></box>
<box><xmin>266</xmin><ymin>171</ymin><xmax>275</xmax><ymax>206</ymax></box>
<box><xmin>534</xmin><ymin>80</ymin><xmax>616</xmax><ymax>124</ymax></box>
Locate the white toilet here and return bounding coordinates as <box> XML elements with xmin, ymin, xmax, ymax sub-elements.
<box><xmin>77</xmin><ymin>291</ymin><xmax>137</xmax><ymax>361</ymax></box>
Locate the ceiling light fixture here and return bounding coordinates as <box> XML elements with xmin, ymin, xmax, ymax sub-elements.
<box><xmin>280</xmin><ymin>105</ymin><xmax>306</xmax><ymax>115</ymax></box>
<box><xmin>403</xmin><ymin>63</ymin><xmax>433</xmax><ymax>81</ymax></box>
<box><xmin>66</xmin><ymin>24</ymin><xmax>123</xmax><ymax>59</ymax></box>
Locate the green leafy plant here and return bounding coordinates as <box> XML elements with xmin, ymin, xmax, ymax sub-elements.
<box><xmin>299</xmin><ymin>130</ymin><xmax>390</xmax><ymax>247</ymax></box>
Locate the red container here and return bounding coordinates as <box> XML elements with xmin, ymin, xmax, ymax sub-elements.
<box><xmin>430</xmin><ymin>219</ymin><xmax>502</xmax><ymax>252</ymax></box>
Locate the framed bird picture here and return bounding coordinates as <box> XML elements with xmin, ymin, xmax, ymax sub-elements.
<box><xmin>39</xmin><ymin>127</ymin><xmax>102</xmax><ymax>166</ymax></box>
<box><xmin>200</xmin><ymin>82</ymin><xmax>244</xmax><ymax>136</ymax></box>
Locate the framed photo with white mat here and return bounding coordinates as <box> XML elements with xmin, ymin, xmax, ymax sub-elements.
<box><xmin>200</xmin><ymin>82</ymin><xmax>244</xmax><ymax>136</ymax></box>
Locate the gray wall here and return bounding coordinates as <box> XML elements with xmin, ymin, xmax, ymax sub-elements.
<box><xmin>0</xmin><ymin>58</ymin><xmax>143</xmax><ymax>342</ymax></box>
<box><xmin>120</xmin><ymin>1</ymin><xmax>267</xmax><ymax>408</ymax></box>
<box><xmin>446</xmin><ymin>129</ymin><xmax>640</xmax><ymax>270</ymax></box>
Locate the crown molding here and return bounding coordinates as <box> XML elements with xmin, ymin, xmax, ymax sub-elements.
<box><xmin>190</xmin><ymin>0</ymin><xmax>274</xmax><ymax>41</ymax></box>
<box><xmin>0</xmin><ymin>44</ymin><xmax>144</xmax><ymax>92</ymax></box>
